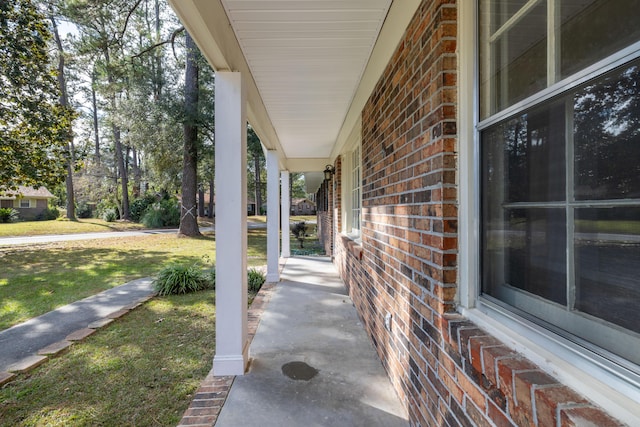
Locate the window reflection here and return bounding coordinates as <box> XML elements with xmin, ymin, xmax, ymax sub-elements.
<box><xmin>575</xmin><ymin>207</ymin><xmax>640</xmax><ymax>333</ymax></box>
<box><xmin>574</xmin><ymin>64</ymin><xmax>640</xmax><ymax>200</ymax></box>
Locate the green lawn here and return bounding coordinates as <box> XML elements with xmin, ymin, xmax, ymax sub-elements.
<box><xmin>0</xmin><ymin>229</ymin><xmax>267</xmax><ymax>330</ymax></box>
<box><xmin>0</xmin><ymin>291</ymin><xmax>216</xmax><ymax>426</ymax></box>
<box><xmin>0</xmin><ymin>218</ymin><xmax>147</xmax><ymax>237</ymax></box>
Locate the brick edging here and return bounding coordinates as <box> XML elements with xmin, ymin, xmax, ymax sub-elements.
<box><xmin>176</xmin><ymin>280</ymin><xmax>278</xmax><ymax>427</ymax></box>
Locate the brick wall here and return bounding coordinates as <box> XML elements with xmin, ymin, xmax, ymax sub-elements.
<box><xmin>333</xmin><ymin>1</ymin><xmax>623</xmax><ymax>426</ymax></box>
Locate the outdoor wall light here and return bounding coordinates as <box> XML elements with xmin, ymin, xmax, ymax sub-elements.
<box><xmin>323</xmin><ymin>165</ymin><xmax>335</xmax><ymax>181</ymax></box>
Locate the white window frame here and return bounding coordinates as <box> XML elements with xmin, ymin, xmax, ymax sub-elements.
<box><xmin>457</xmin><ymin>1</ymin><xmax>640</xmax><ymax>423</ymax></box>
<box><xmin>341</xmin><ymin>120</ymin><xmax>362</xmax><ymax>241</ymax></box>
<box><xmin>17</xmin><ymin>199</ymin><xmax>31</xmax><ymax>208</ymax></box>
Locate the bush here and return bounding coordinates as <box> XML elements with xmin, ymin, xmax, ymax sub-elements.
<box><xmin>0</xmin><ymin>208</ymin><xmax>19</xmax><ymax>223</ymax></box>
<box><xmin>102</xmin><ymin>208</ymin><xmax>118</xmax><ymax>222</ymax></box>
<box><xmin>130</xmin><ymin>194</ymin><xmax>157</xmax><ymax>223</ymax></box>
<box><xmin>247</xmin><ymin>268</ymin><xmax>266</xmax><ymax>293</ymax></box>
<box><xmin>36</xmin><ymin>207</ymin><xmax>60</xmax><ymax>221</ymax></box>
<box><xmin>207</xmin><ymin>267</ymin><xmax>265</xmax><ymax>293</ymax></box>
<box><xmin>291</xmin><ymin>221</ymin><xmax>308</xmax><ymax>248</ymax></box>
<box><xmin>96</xmin><ymin>199</ymin><xmax>119</xmax><ymax>219</ymax></box>
<box><xmin>153</xmin><ymin>263</ymin><xmax>213</xmax><ymax>296</ymax></box>
<box><xmin>141</xmin><ymin>199</ymin><xmax>180</xmax><ymax>228</ymax></box>
<box><xmin>76</xmin><ymin>201</ymin><xmax>93</xmax><ymax>218</ymax></box>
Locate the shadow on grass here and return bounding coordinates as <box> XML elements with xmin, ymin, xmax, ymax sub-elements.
<box><xmin>0</xmin><ymin>292</ymin><xmax>216</xmax><ymax>426</ymax></box>
<box><xmin>0</xmin><ymin>245</ymin><xmax>208</xmax><ymax>331</ymax></box>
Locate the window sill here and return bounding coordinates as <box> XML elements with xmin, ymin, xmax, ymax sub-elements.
<box><xmin>457</xmin><ymin>302</ymin><xmax>640</xmax><ymax>425</ymax></box>
<box><xmin>339</xmin><ymin>233</ymin><xmax>363</xmax><ymax>261</ymax></box>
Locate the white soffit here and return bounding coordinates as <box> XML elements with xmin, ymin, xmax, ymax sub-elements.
<box><xmin>220</xmin><ymin>0</ymin><xmax>392</xmax><ymax>160</ymax></box>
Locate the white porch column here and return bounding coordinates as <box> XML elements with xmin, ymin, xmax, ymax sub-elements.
<box><xmin>213</xmin><ymin>72</ymin><xmax>248</xmax><ymax>376</ymax></box>
<box><xmin>281</xmin><ymin>171</ymin><xmax>291</xmax><ymax>258</ymax></box>
<box><xmin>266</xmin><ymin>150</ymin><xmax>280</xmax><ymax>282</ymax></box>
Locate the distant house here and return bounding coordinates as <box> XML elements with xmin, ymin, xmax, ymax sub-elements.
<box><xmin>290</xmin><ymin>198</ymin><xmax>315</xmax><ymax>216</ymax></box>
<box><xmin>0</xmin><ymin>186</ymin><xmax>54</xmax><ymax>220</ymax></box>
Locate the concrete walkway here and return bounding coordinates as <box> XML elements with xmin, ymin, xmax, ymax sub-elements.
<box><xmin>0</xmin><ymin>278</ymin><xmax>155</xmax><ymax>376</ymax></box>
<box><xmin>215</xmin><ymin>256</ymin><xmax>408</xmax><ymax>427</ymax></box>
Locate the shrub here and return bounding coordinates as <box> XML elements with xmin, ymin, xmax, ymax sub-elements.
<box><xmin>247</xmin><ymin>268</ymin><xmax>266</xmax><ymax>293</ymax></box>
<box><xmin>96</xmin><ymin>199</ymin><xmax>119</xmax><ymax>219</ymax></box>
<box><xmin>76</xmin><ymin>201</ymin><xmax>93</xmax><ymax>218</ymax></box>
<box><xmin>102</xmin><ymin>208</ymin><xmax>118</xmax><ymax>222</ymax></box>
<box><xmin>130</xmin><ymin>194</ymin><xmax>157</xmax><ymax>223</ymax></box>
<box><xmin>153</xmin><ymin>263</ymin><xmax>213</xmax><ymax>296</ymax></box>
<box><xmin>0</xmin><ymin>208</ymin><xmax>19</xmax><ymax>223</ymax></box>
<box><xmin>36</xmin><ymin>207</ymin><xmax>60</xmax><ymax>221</ymax></box>
<box><xmin>141</xmin><ymin>199</ymin><xmax>180</xmax><ymax>228</ymax></box>
<box><xmin>291</xmin><ymin>221</ymin><xmax>308</xmax><ymax>248</ymax></box>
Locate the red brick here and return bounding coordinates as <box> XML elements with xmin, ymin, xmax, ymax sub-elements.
<box><xmin>488</xmin><ymin>400</ymin><xmax>517</xmax><ymax>427</ymax></box>
<box><xmin>496</xmin><ymin>357</ymin><xmax>538</xmax><ymax>415</ymax></box>
<box><xmin>457</xmin><ymin>369</ymin><xmax>488</xmax><ymax>410</ymax></box>
<box><xmin>535</xmin><ymin>385</ymin><xmax>588</xmax><ymax>427</ymax></box>
<box><xmin>481</xmin><ymin>345</ymin><xmax>514</xmax><ymax>385</ymax></box>
<box><xmin>560</xmin><ymin>406</ymin><xmax>624</xmax><ymax>427</ymax></box>
<box><xmin>468</xmin><ymin>336</ymin><xmax>502</xmax><ymax>374</ymax></box>
<box><xmin>65</xmin><ymin>328</ymin><xmax>96</xmax><ymax>341</ymax></box>
<box><xmin>512</xmin><ymin>370</ymin><xmax>558</xmax><ymax>426</ymax></box>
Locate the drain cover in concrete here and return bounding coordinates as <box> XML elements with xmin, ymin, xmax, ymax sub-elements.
<box><xmin>281</xmin><ymin>361</ymin><xmax>319</xmax><ymax>381</ymax></box>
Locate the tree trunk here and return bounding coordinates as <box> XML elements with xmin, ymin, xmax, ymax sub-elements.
<box><xmin>254</xmin><ymin>153</ymin><xmax>262</xmax><ymax>216</ymax></box>
<box><xmin>132</xmin><ymin>147</ymin><xmax>141</xmax><ymax>198</ymax></box>
<box><xmin>198</xmin><ymin>186</ymin><xmax>205</xmax><ymax>217</ymax></box>
<box><xmin>178</xmin><ymin>32</ymin><xmax>200</xmax><ymax>236</ymax></box>
<box><xmin>91</xmin><ymin>70</ymin><xmax>100</xmax><ymax>165</ymax></box>
<box><xmin>208</xmin><ymin>178</ymin><xmax>214</xmax><ymax>219</ymax></box>
<box><xmin>103</xmin><ymin>46</ymin><xmax>130</xmax><ymax>220</ymax></box>
<box><xmin>50</xmin><ymin>15</ymin><xmax>75</xmax><ymax>220</ymax></box>
<box><xmin>113</xmin><ymin>126</ymin><xmax>130</xmax><ymax>219</ymax></box>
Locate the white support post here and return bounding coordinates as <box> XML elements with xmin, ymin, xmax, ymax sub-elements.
<box><xmin>281</xmin><ymin>171</ymin><xmax>291</xmax><ymax>258</ymax></box>
<box><xmin>213</xmin><ymin>72</ymin><xmax>248</xmax><ymax>376</ymax></box>
<box><xmin>266</xmin><ymin>150</ymin><xmax>280</xmax><ymax>282</ymax></box>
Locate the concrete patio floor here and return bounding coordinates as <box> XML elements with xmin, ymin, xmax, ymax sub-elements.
<box><xmin>214</xmin><ymin>256</ymin><xmax>408</xmax><ymax>427</ymax></box>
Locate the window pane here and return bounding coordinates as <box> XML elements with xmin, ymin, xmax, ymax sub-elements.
<box><xmin>574</xmin><ymin>61</ymin><xmax>640</xmax><ymax>200</ymax></box>
<box><xmin>561</xmin><ymin>0</ymin><xmax>640</xmax><ymax>79</ymax></box>
<box><xmin>483</xmin><ymin>208</ymin><xmax>567</xmax><ymax>305</ymax></box>
<box><xmin>480</xmin><ymin>0</ymin><xmax>547</xmax><ymax>118</ymax></box>
<box><xmin>482</xmin><ymin>101</ymin><xmax>566</xmax><ymax>204</ymax></box>
<box><xmin>575</xmin><ymin>207</ymin><xmax>640</xmax><ymax>334</ymax></box>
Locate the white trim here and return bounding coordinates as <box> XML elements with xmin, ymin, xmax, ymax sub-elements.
<box><xmin>281</xmin><ymin>171</ymin><xmax>291</xmax><ymax>259</ymax></box>
<box><xmin>339</xmin><ymin>119</ymin><xmax>362</xmax><ymax>240</ymax></box>
<box><xmin>213</xmin><ymin>348</ymin><xmax>249</xmax><ymax>376</ymax></box>
<box><xmin>457</xmin><ymin>0</ymin><xmax>479</xmax><ymax>309</ymax></box>
<box><xmin>213</xmin><ymin>71</ymin><xmax>248</xmax><ymax>376</ymax></box>
<box><xmin>266</xmin><ymin>150</ymin><xmax>280</xmax><ymax>283</ymax></box>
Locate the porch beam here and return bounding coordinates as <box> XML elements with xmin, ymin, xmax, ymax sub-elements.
<box><xmin>266</xmin><ymin>150</ymin><xmax>280</xmax><ymax>282</ymax></box>
<box><xmin>213</xmin><ymin>72</ymin><xmax>248</xmax><ymax>376</ymax></box>
<box><xmin>281</xmin><ymin>171</ymin><xmax>291</xmax><ymax>258</ymax></box>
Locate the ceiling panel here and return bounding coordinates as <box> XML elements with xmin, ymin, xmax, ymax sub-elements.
<box><xmin>221</xmin><ymin>0</ymin><xmax>392</xmax><ymax>160</ymax></box>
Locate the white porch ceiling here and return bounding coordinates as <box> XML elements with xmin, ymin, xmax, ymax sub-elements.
<box><xmin>220</xmin><ymin>0</ymin><xmax>392</xmax><ymax>159</ymax></box>
<box><xmin>169</xmin><ymin>0</ymin><xmax>421</xmax><ymax>176</ymax></box>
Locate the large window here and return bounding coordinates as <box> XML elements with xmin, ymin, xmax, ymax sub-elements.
<box><xmin>480</xmin><ymin>0</ymin><xmax>640</xmax><ymax>370</ymax></box>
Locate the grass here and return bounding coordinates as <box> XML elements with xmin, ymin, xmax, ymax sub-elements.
<box><xmin>0</xmin><ymin>229</ymin><xmax>267</xmax><ymax>331</ymax></box>
<box><xmin>0</xmin><ymin>218</ymin><xmax>147</xmax><ymax>237</ymax></box>
<box><xmin>0</xmin><ymin>217</ymin><xmax>217</xmax><ymax>238</ymax></box>
<box><xmin>0</xmin><ymin>291</ymin><xmax>216</xmax><ymax>426</ymax></box>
